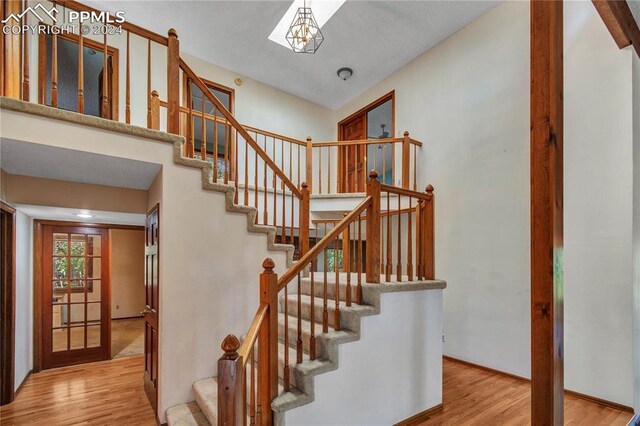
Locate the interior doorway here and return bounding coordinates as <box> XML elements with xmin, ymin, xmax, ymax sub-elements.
<box><xmin>35</xmin><ymin>221</ymin><xmax>146</xmax><ymax>371</ymax></box>
<box><xmin>338</xmin><ymin>91</ymin><xmax>395</xmax><ymax>192</ymax></box>
<box><xmin>41</xmin><ymin>224</ymin><xmax>110</xmax><ymax>369</ymax></box>
<box><xmin>0</xmin><ymin>202</ymin><xmax>16</xmax><ymax>405</ymax></box>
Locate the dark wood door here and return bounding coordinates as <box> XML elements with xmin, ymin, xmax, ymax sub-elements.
<box><xmin>1</xmin><ymin>202</ymin><xmax>16</xmax><ymax>405</ymax></box>
<box><xmin>340</xmin><ymin>114</ymin><xmax>367</xmax><ymax>193</ymax></box>
<box><xmin>143</xmin><ymin>205</ymin><xmax>159</xmax><ymax>413</ymax></box>
<box><xmin>41</xmin><ymin>225</ymin><xmax>110</xmax><ymax>369</ymax></box>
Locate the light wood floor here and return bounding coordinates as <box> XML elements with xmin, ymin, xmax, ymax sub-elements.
<box><xmin>417</xmin><ymin>358</ymin><xmax>634</xmax><ymax>425</ymax></box>
<box><xmin>112</xmin><ymin>318</ymin><xmax>145</xmax><ymax>358</ymax></box>
<box><xmin>1</xmin><ymin>355</ymin><xmax>634</xmax><ymax>425</ymax></box>
<box><xmin>0</xmin><ymin>356</ymin><xmax>156</xmax><ymax>426</ymax></box>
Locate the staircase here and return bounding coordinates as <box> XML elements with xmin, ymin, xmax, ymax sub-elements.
<box><xmin>166</xmin><ymin>272</ymin><xmax>445</xmax><ymax>425</ymax></box>
<box><xmin>163</xmin><ymin>61</ymin><xmax>441</xmax><ymax>425</ymax></box>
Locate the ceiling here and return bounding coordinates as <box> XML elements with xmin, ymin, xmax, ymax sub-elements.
<box><xmin>85</xmin><ymin>0</ymin><xmax>500</xmax><ymax>109</ymax></box>
<box><xmin>630</xmin><ymin>1</ymin><xmax>640</xmax><ymax>27</ymax></box>
<box><xmin>15</xmin><ymin>204</ymin><xmax>146</xmax><ymax>225</ymax></box>
<box><xmin>0</xmin><ymin>139</ymin><xmax>161</xmax><ymax>190</ymax></box>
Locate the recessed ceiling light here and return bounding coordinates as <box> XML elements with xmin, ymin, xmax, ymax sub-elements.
<box><xmin>77</xmin><ymin>213</ymin><xmax>93</xmax><ymax>218</ymax></box>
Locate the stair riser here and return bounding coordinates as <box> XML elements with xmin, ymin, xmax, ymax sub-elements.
<box><xmin>299</xmin><ymin>278</ymin><xmax>360</xmax><ymax>304</ymax></box>
<box><xmin>285</xmin><ymin>297</ymin><xmax>362</xmax><ymax>332</ymax></box>
<box><xmin>277</xmin><ymin>320</ymin><xmax>325</xmax><ymax>358</ymax></box>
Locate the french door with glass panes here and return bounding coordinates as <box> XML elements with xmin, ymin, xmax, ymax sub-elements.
<box><xmin>41</xmin><ymin>225</ymin><xmax>110</xmax><ymax>369</ymax></box>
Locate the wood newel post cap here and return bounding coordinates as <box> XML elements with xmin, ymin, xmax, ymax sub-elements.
<box><xmin>425</xmin><ymin>184</ymin><xmax>434</xmax><ymax>194</ymax></box>
<box><xmin>262</xmin><ymin>258</ymin><xmax>275</xmax><ymax>273</ymax></box>
<box><xmin>404</xmin><ymin>131</ymin><xmax>410</xmax><ymax>137</ymax></box>
<box><xmin>221</xmin><ymin>334</ymin><xmax>240</xmax><ymax>360</ymax></box>
<box><xmin>306</xmin><ymin>136</ymin><xmax>312</xmax><ymax>142</ymax></box>
<box><xmin>369</xmin><ymin>170</ymin><xmax>379</xmax><ymax>180</ymax></box>
<box><xmin>168</xmin><ymin>28</ymin><xmax>178</xmax><ymax>38</ymax></box>
<box><xmin>151</xmin><ymin>90</ymin><xmax>159</xmax><ymax>98</ymax></box>
<box><xmin>301</xmin><ymin>181</ymin><xmax>308</xmax><ymax>190</ymax></box>
<box><xmin>343</xmin><ymin>212</ymin><xmax>348</xmax><ymax>217</ymax></box>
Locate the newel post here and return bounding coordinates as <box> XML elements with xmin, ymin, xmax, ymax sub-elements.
<box><xmin>150</xmin><ymin>90</ymin><xmax>160</xmax><ymax>130</ymax></box>
<box><xmin>423</xmin><ymin>185</ymin><xmax>435</xmax><ymax>280</ymax></box>
<box><xmin>258</xmin><ymin>259</ymin><xmax>278</xmax><ymax>425</ymax></box>
<box><xmin>217</xmin><ymin>335</ymin><xmax>243</xmax><ymax>426</ymax></box>
<box><xmin>299</xmin><ymin>183</ymin><xmax>310</xmax><ymax>258</ymax></box>
<box><xmin>366</xmin><ymin>170</ymin><xmax>381</xmax><ymax>283</ymax></box>
<box><xmin>306</xmin><ymin>137</ymin><xmax>313</xmax><ymax>193</ymax></box>
<box><xmin>402</xmin><ymin>131</ymin><xmax>411</xmax><ymax>189</ymax></box>
<box><xmin>167</xmin><ymin>28</ymin><xmax>180</xmax><ymax>135</ymax></box>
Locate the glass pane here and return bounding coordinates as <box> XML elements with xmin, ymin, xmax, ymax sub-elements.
<box><xmin>53</xmin><ymin>258</ymin><xmax>68</xmax><ymax>279</ymax></box>
<box><xmin>70</xmin><ymin>303</ymin><xmax>84</xmax><ymax>324</ymax></box>
<box><xmin>87</xmin><ymin>280</ymin><xmax>101</xmax><ymax>302</ymax></box>
<box><xmin>53</xmin><ymin>280</ymin><xmax>68</xmax><ymax>292</ymax></box>
<box><xmin>53</xmin><ymin>233</ymin><xmax>68</xmax><ymax>255</ymax></box>
<box><xmin>70</xmin><ymin>291</ymin><xmax>84</xmax><ymax>303</ymax></box>
<box><xmin>88</xmin><ymin>257</ymin><xmax>101</xmax><ymax>279</ymax></box>
<box><xmin>367</xmin><ymin>99</ymin><xmax>393</xmax><ymax>185</ymax></box>
<box><xmin>44</xmin><ymin>36</ymin><xmax>109</xmax><ymax>118</ymax></box>
<box><xmin>52</xmin><ymin>304</ymin><xmax>65</xmax><ymax>327</ymax></box>
<box><xmin>70</xmin><ymin>257</ymin><xmax>85</xmax><ymax>279</ymax></box>
<box><xmin>87</xmin><ymin>302</ymin><xmax>101</xmax><ymax>322</ymax></box>
<box><xmin>71</xmin><ymin>234</ymin><xmax>86</xmax><ymax>256</ymax></box>
<box><xmin>87</xmin><ymin>325</ymin><xmax>100</xmax><ymax>348</ymax></box>
<box><xmin>88</xmin><ymin>235</ymin><xmax>101</xmax><ymax>256</ymax></box>
<box><xmin>211</xmin><ymin>88</ymin><xmax>231</xmax><ymax>111</ymax></box>
<box><xmin>52</xmin><ymin>328</ymin><xmax>68</xmax><ymax>352</ymax></box>
<box><xmin>53</xmin><ymin>293</ymin><xmax>68</xmax><ymax>304</ymax></box>
<box><xmin>70</xmin><ymin>326</ymin><xmax>85</xmax><ymax>350</ymax></box>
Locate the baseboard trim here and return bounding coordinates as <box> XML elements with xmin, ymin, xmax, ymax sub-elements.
<box><xmin>443</xmin><ymin>356</ymin><xmax>634</xmax><ymax>414</ymax></box>
<box><xmin>14</xmin><ymin>370</ymin><xmax>32</xmax><ymax>399</ymax></box>
<box><xmin>394</xmin><ymin>404</ymin><xmax>444</xmax><ymax>426</ymax></box>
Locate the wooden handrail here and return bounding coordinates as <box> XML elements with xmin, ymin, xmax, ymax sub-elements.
<box><xmin>380</xmin><ymin>183</ymin><xmax>432</xmax><ymax>200</ymax></box>
<box><xmin>311</xmin><ymin>205</ymin><xmax>418</xmax><ymax>224</ymax></box>
<box><xmin>312</xmin><ymin>137</ymin><xmax>403</xmax><ymax>148</ymax></box>
<box><xmin>57</xmin><ymin>1</ymin><xmax>169</xmax><ymax>45</ymax></box>
<box><xmin>277</xmin><ymin>196</ymin><xmax>372</xmax><ymax>291</ymax></box>
<box><xmin>239</xmin><ymin>304</ymin><xmax>268</xmax><ymax>368</ymax></box>
<box><xmin>312</xmin><ymin>137</ymin><xmax>423</xmax><ymax>148</ymax></box>
<box><xmin>155</xmin><ymin>102</ymin><xmax>308</xmax><ymax>146</ymax></box>
<box><xmin>179</xmin><ymin>58</ymin><xmax>302</xmax><ymax>198</ymax></box>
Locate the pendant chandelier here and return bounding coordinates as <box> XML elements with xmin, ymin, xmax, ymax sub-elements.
<box><xmin>285</xmin><ymin>0</ymin><xmax>324</xmax><ymax>54</ymax></box>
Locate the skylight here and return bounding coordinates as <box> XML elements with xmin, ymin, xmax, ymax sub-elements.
<box><xmin>268</xmin><ymin>0</ymin><xmax>346</xmax><ymax>50</ymax></box>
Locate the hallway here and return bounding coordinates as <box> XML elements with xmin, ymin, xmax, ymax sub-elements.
<box><xmin>0</xmin><ymin>356</ymin><xmax>156</xmax><ymax>425</ymax></box>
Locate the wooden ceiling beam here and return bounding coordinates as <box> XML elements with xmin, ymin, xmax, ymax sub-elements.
<box><xmin>592</xmin><ymin>0</ymin><xmax>640</xmax><ymax>57</ymax></box>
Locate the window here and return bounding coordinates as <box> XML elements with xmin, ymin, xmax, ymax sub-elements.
<box><xmin>186</xmin><ymin>79</ymin><xmax>234</xmax><ymax>179</ymax></box>
<box><xmin>40</xmin><ymin>33</ymin><xmax>119</xmax><ymax>119</ymax></box>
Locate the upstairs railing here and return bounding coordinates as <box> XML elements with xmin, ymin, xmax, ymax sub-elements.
<box><xmin>217</xmin><ymin>171</ymin><xmax>435</xmax><ymax>425</ymax></box>
<box><xmin>2</xmin><ymin>1</ymin><xmax>422</xmax><ymax>204</ymax></box>
<box><xmin>309</xmin><ymin>132</ymin><xmax>422</xmax><ymax>194</ymax></box>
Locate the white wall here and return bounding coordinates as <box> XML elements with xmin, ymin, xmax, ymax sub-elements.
<box><xmin>0</xmin><ymin>108</ymin><xmax>289</xmax><ymax>423</ymax></box>
<box><xmin>110</xmin><ymin>229</ymin><xmax>146</xmax><ymax>319</ymax></box>
<box><xmin>285</xmin><ymin>289</ymin><xmax>443</xmax><ymax>425</ymax></box>
<box><xmin>564</xmin><ymin>2</ymin><xmax>634</xmax><ymax>407</ymax></box>
<box><xmin>330</xmin><ymin>0</ymin><xmax>636</xmax><ymax>407</ymax></box>
<box><xmin>14</xmin><ymin>210</ymin><xmax>33</xmax><ymax>391</ymax></box>
<box><xmin>632</xmin><ymin>48</ymin><xmax>640</xmax><ymax>412</ymax></box>
<box><xmin>333</xmin><ymin>0</ymin><xmax>532</xmax><ymax>379</ymax></box>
